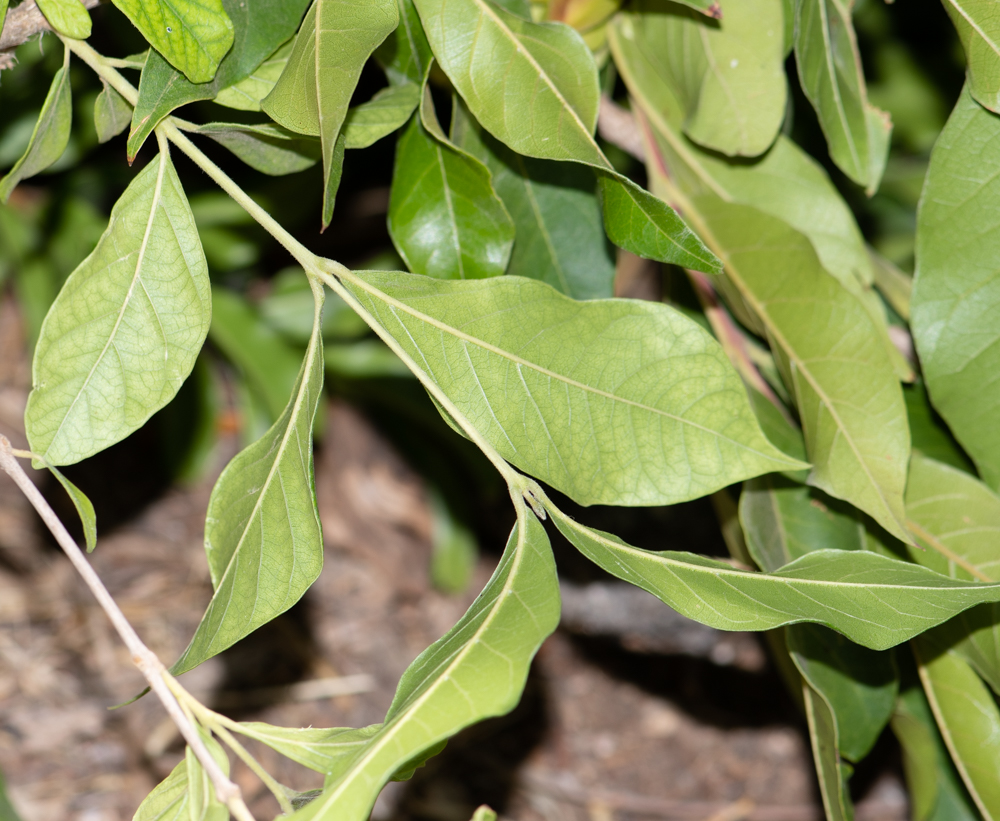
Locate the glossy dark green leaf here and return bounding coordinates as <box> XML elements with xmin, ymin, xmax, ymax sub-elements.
<box><xmin>40</xmin><ymin>459</ymin><xmax>97</xmax><ymax>552</ymax></box>
<box><xmin>94</xmin><ymin>81</ymin><xmax>132</xmax><ymax>144</ymax></box>
<box><xmin>388</xmin><ymin>86</ymin><xmax>514</xmax><ymax>280</ymax></box>
<box><xmin>0</xmin><ymin>46</ymin><xmax>72</xmax><ymax>204</ymax></box>
<box><xmin>112</xmin><ymin>0</ymin><xmax>234</xmax><ymax>83</ymax></box>
<box><xmin>943</xmin><ymin>0</ymin><xmax>1000</xmax><ymax>112</ymax></box>
<box><xmin>913</xmin><ymin>85</ymin><xmax>1000</xmax><ymax>489</ymax></box>
<box><xmin>452</xmin><ymin>100</ymin><xmax>614</xmax><ymax>299</ymax></box>
<box><xmin>261</xmin><ymin>0</ymin><xmax>398</xmax><ymax>228</ymax></box>
<box><xmin>36</xmin><ymin>0</ymin><xmax>91</xmax><ymax>38</ymax></box>
<box><xmin>374</xmin><ymin>0</ymin><xmax>432</xmax><ymax>85</ymax></box>
<box><xmin>548</xmin><ymin>505</ymin><xmax>1000</xmax><ymax>650</ymax></box>
<box><xmin>339</xmin><ymin>269</ymin><xmax>804</xmax><ymax>506</ymax></box>
<box><xmin>291</xmin><ymin>509</ymin><xmax>559</xmax><ymax>821</ymax></box>
<box><xmin>343</xmin><ymin>84</ymin><xmax>420</xmax><ymax>149</ymax></box>
<box><xmin>127</xmin><ymin>0</ymin><xmax>310</xmax><ymax>159</ymax></box>
<box><xmin>172</xmin><ymin>296</ymin><xmax>325</xmax><ymax>675</ymax></box>
<box><xmin>614</xmin><ymin>0</ymin><xmax>786</xmax><ymax>158</ymax></box>
<box><xmin>25</xmin><ymin>151</ymin><xmax>211</xmax><ymax>466</ymax></box>
<box><xmin>193</xmin><ymin>122</ymin><xmax>319</xmax><ymax>175</ymax></box>
<box><xmin>793</xmin><ymin>0</ymin><xmax>892</xmax><ymax>192</ymax></box>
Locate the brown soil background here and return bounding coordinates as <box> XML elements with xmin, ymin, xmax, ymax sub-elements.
<box><xmin>0</xmin><ymin>294</ymin><xmax>910</xmax><ymax>821</ymax></box>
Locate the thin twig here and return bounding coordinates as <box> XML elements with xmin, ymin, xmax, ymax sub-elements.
<box><xmin>0</xmin><ymin>436</ymin><xmax>258</xmax><ymax>821</ymax></box>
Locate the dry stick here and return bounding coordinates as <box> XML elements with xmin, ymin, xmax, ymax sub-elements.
<box><xmin>0</xmin><ymin>0</ymin><xmax>102</xmax><ymax>66</ymax></box>
<box><xmin>0</xmin><ymin>437</ymin><xmax>258</xmax><ymax>821</ymax></box>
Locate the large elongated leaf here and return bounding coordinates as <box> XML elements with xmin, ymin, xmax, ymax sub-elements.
<box><xmin>127</xmin><ymin>0</ymin><xmax>310</xmax><ymax>159</ymax></box>
<box><xmin>338</xmin><ymin>269</ymin><xmax>803</xmax><ymax>506</ymax></box>
<box><xmin>547</xmin><ymin>505</ymin><xmax>1000</xmax><ymax>650</ymax></box>
<box><xmin>615</xmin><ymin>0</ymin><xmax>786</xmax><ymax>157</ymax></box>
<box><xmin>262</xmin><ymin>0</ymin><xmax>398</xmax><ymax>228</ymax></box>
<box><xmin>292</xmin><ymin>509</ymin><xmax>559</xmax><ymax>821</ymax></box>
<box><xmin>25</xmin><ymin>151</ymin><xmax>210</xmax><ymax>466</ymax></box>
<box><xmin>693</xmin><ymin>197</ymin><xmax>911</xmax><ymax>542</ymax></box>
<box><xmin>193</xmin><ymin>122</ymin><xmax>319</xmax><ymax>176</ymax></box>
<box><xmin>913</xmin><ymin>85</ymin><xmax>1000</xmax><ymax>489</ymax></box>
<box><xmin>943</xmin><ymin>0</ymin><xmax>1000</xmax><ymax>112</ymax></box>
<box><xmin>411</xmin><ymin>0</ymin><xmax>720</xmax><ymax>273</ymax></box>
<box><xmin>800</xmin><ymin>677</ymin><xmax>854</xmax><ymax>821</ymax></box>
<box><xmin>452</xmin><ymin>100</ymin><xmax>615</xmax><ymax>300</ymax></box>
<box><xmin>112</xmin><ymin>0</ymin><xmax>234</xmax><ymax>84</ymax></box>
<box><xmin>0</xmin><ymin>46</ymin><xmax>72</xmax><ymax>204</ymax></box>
<box><xmin>171</xmin><ymin>302</ymin><xmax>324</xmax><ymax>675</ymax></box>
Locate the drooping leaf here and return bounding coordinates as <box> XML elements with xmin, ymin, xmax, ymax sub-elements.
<box><xmin>36</xmin><ymin>0</ymin><xmax>91</xmax><ymax>38</ymax></box>
<box><xmin>193</xmin><ymin>122</ymin><xmax>319</xmax><ymax>175</ymax></box>
<box><xmin>388</xmin><ymin>84</ymin><xmax>514</xmax><ymax>280</ymax></box>
<box><xmin>452</xmin><ymin>99</ymin><xmax>615</xmax><ymax>299</ymax></box>
<box><xmin>111</xmin><ymin>0</ymin><xmax>234</xmax><ymax>83</ymax></box>
<box><xmin>793</xmin><ymin>0</ymin><xmax>892</xmax><ymax>193</ymax></box>
<box><xmin>291</xmin><ymin>508</ymin><xmax>559</xmax><ymax>821</ymax></box>
<box><xmin>25</xmin><ymin>151</ymin><xmax>211</xmax><ymax>466</ymax></box>
<box><xmin>912</xmin><ymin>85</ymin><xmax>1000</xmax><ymax>489</ymax></box>
<box><xmin>800</xmin><ymin>677</ymin><xmax>854</xmax><ymax>821</ymax></box>
<box><xmin>547</xmin><ymin>505</ymin><xmax>1000</xmax><ymax>650</ymax></box>
<box><xmin>127</xmin><ymin>0</ymin><xmax>311</xmax><ymax>159</ymax></box>
<box><xmin>343</xmin><ymin>83</ymin><xmax>420</xmax><ymax>149</ymax></box>
<box><xmin>692</xmin><ymin>197</ymin><xmax>911</xmax><ymax>542</ymax></box>
<box><xmin>943</xmin><ymin>0</ymin><xmax>1000</xmax><ymax>113</ymax></box>
<box><xmin>133</xmin><ymin>732</ymin><xmax>229</xmax><ymax>821</ymax></box>
<box><xmin>0</xmin><ymin>46</ymin><xmax>72</xmax><ymax>204</ymax></box>
<box><xmin>374</xmin><ymin>0</ymin><xmax>432</xmax><ymax>85</ymax></box>
<box><xmin>39</xmin><ymin>459</ymin><xmax>97</xmax><ymax>552</ymax></box>
<box><xmin>261</xmin><ymin>0</ymin><xmax>398</xmax><ymax>228</ymax></box>
<box><xmin>213</xmin><ymin>42</ymin><xmax>292</xmax><ymax>112</ymax></box>
<box><xmin>411</xmin><ymin>0</ymin><xmax>720</xmax><ymax>272</ymax></box>
<box><xmin>914</xmin><ymin>637</ymin><xmax>1000</xmax><ymax>821</ymax></box>
<box><xmin>172</xmin><ymin>297</ymin><xmax>324</xmax><ymax>675</ymax></box>
<box><xmin>338</xmin><ymin>269</ymin><xmax>804</xmax><ymax>506</ymax></box>
<box><xmin>234</xmin><ymin>723</ymin><xmax>381</xmax><ymax>774</ymax></box>
<box><xmin>614</xmin><ymin>0</ymin><xmax>786</xmax><ymax>158</ymax></box>
<box><xmin>94</xmin><ymin>81</ymin><xmax>132</xmax><ymax>144</ymax></box>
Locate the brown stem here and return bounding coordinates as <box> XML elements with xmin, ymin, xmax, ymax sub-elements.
<box><xmin>0</xmin><ymin>0</ymin><xmax>101</xmax><ymax>67</ymax></box>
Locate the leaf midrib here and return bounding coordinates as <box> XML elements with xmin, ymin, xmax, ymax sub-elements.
<box><xmin>812</xmin><ymin>0</ymin><xmax>863</xmax><ymax>173</ymax></box>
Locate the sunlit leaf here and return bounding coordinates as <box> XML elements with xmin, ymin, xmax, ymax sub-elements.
<box><xmin>943</xmin><ymin>0</ymin><xmax>1000</xmax><ymax>112</ymax></box>
<box><xmin>36</xmin><ymin>0</ymin><xmax>91</xmax><ymax>38</ymax></box>
<box><xmin>235</xmin><ymin>723</ymin><xmax>381</xmax><ymax>774</ymax></box>
<box><xmin>40</xmin><ymin>459</ymin><xmax>97</xmax><ymax>552</ymax></box>
<box><xmin>25</xmin><ymin>150</ymin><xmax>210</xmax><ymax>466</ymax></box>
<box><xmin>213</xmin><ymin>42</ymin><xmax>292</xmax><ymax>112</ymax></box>
<box><xmin>133</xmin><ymin>732</ymin><xmax>229</xmax><ymax>821</ymax></box>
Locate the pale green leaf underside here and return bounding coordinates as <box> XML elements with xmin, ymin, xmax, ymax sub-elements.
<box><xmin>293</xmin><ymin>510</ymin><xmax>559</xmax><ymax>821</ymax></box>
<box><xmin>944</xmin><ymin>0</ymin><xmax>1000</xmax><ymax>112</ymax></box>
<box><xmin>134</xmin><ymin>734</ymin><xmax>229</xmax><ymax>821</ymax></box>
<box><xmin>112</xmin><ymin>0</ymin><xmax>234</xmax><ymax>84</ymax></box>
<box><xmin>236</xmin><ymin>723</ymin><xmax>381</xmax><ymax>774</ymax></box>
<box><xmin>43</xmin><ymin>460</ymin><xmax>97</xmax><ymax>552</ymax></box>
<box><xmin>340</xmin><ymin>269</ymin><xmax>803</xmax><ymax>507</ymax></box>
<box><xmin>343</xmin><ymin>83</ymin><xmax>420</xmax><ymax>149</ymax></box>
<box><xmin>94</xmin><ymin>81</ymin><xmax>133</xmax><ymax>144</ymax></box>
<box><xmin>36</xmin><ymin>0</ymin><xmax>91</xmax><ymax>38</ymax></box>
<box><xmin>913</xmin><ymin>85</ymin><xmax>1000</xmax><ymax>489</ymax></box>
<box><xmin>25</xmin><ymin>152</ymin><xmax>211</xmax><ymax>466</ymax></box>
<box><xmin>800</xmin><ymin>677</ymin><xmax>854</xmax><ymax>821</ymax></box>
<box><xmin>214</xmin><ymin>41</ymin><xmax>292</xmax><ymax>111</ymax></box>
<box><xmin>171</xmin><ymin>302</ymin><xmax>325</xmax><ymax>675</ymax></box>
<box><xmin>194</xmin><ymin>122</ymin><xmax>319</xmax><ymax>176</ymax></box>
<box><xmin>550</xmin><ymin>506</ymin><xmax>1000</xmax><ymax>650</ymax></box>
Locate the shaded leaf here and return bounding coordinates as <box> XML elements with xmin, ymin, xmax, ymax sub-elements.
<box><xmin>171</xmin><ymin>298</ymin><xmax>324</xmax><ymax>675</ymax></box>
<box><xmin>800</xmin><ymin>677</ymin><xmax>854</xmax><ymax>821</ymax></box>
<box><xmin>793</xmin><ymin>0</ymin><xmax>892</xmax><ymax>192</ymax></box>
<box><xmin>0</xmin><ymin>46</ymin><xmax>72</xmax><ymax>204</ymax></box>
<box><xmin>912</xmin><ymin>85</ymin><xmax>1000</xmax><ymax>488</ymax></box>
<box><xmin>112</xmin><ymin>0</ymin><xmax>234</xmax><ymax>83</ymax></box>
<box><xmin>548</xmin><ymin>505</ymin><xmax>1000</xmax><ymax>650</ymax></box>
<box><xmin>943</xmin><ymin>0</ymin><xmax>1000</xmax><ymax>112</ymax></box>
<box><xmin>36</xmin><ymin>0</ymin><xmax>91</xmax><ymax>38</ymax></box>
<box><xmin>94</xmin><ymin>81</ymin><xmax>132</xmax><ymax>144</ymax></box>
<box><xmin>235</xmin><ymin>723</ymin><xmax>381</xmax><ymax>774</ymax></box>
<box><xmin>25</xmin><ymin>151</ymin><xmax>211</xmax><ymax>466</ymax></box>
<box><xmin>0</xmin><ymin>768</ymin><xmax>23</xmax><ymax>821</ymax></box>
<box><xmin>261</xmin><ymin>0</ymin><xmax>398</xmax><ymax>228</ymax></box>
<box><xmin>339</xmin><ymin>269</ymin><xmax>804</xmax><ymax>507</ymax></box>
<box><xmin>213</xmin><ymin>42</ymin><xmax>292</xmax><ymax>111</ymax></box>
<box><xmin>40</xmin><ymin>459</ymin><xmax>97</xmax><ymax>552</ymax></box>
<box><xmin>904</xmin><ymin>380</ymin><xmax>974</xmax><ymax>475</ymax></box>
<box><xmin>291</xmin><ymin>509</ymin><xmax>559</xmax><ymax>821</ymax></box>
<box><xmin>343</xmin><ymin>83</ymin><xmax>420</xmax><ymax>150</ymax></box>
<box><xmin>193</xmin><ymin>122</ymin><xmax>319</xmax><ymax>175</ymax></box>
<box><xmin>374</xmin><ymin>0</ymin><xmax>432</xmax><ymax>85</ymax></box>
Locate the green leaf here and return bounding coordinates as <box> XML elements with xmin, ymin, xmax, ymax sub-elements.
<box><xmin>452</xmin><ymin>99</ymin><xmax>615</xmax><ymax>300</ymax></box>
<box><xmin>343</xmin><ymin>84</ymin><xmax>420</xmax><ymax>150</ymax></box>
<box><xmin>127</xmin><ymin>0</ymin><xmax>310</xmax><ymax>159</ymax></box>
<box><xmin>291</xmin><ymin>508</ymin><xmax>559</xmax><ymax>821</ymax></box>
<box><xmin>693</xmin><ymin>197</ymin><xmax>911</xmax><ymax>542</ymax></box>
<box><xmin>799</xmin><ymin>677</ymin><xmax>854</xmax><ymax>821</ymax></box>
<box><xmin>0</xmin><ymin>768</ymin><xmax>23</xmax><ymax>821</ymax></box>
<box><xmin>193</xmin><ymin>122</ymin><xmax>319</xmax><ymax>176</ymax></box>
<box><xmin>614</xmin><ymin>0</ymin><xmax>787</xmax><ymax>158</ymax></box>
<box><xmin>172</xmin><ymin>297</ymin><xmax>324</xmax><ymax>675</ymax></box>
<box><xmin>374</xmin><ymin>0</ymin><xmax>432</xmax><ymax>85</ymax></box>
<box><xmin>339</xmin><ymin>269</ymin><xmax>804</xmax><ymax>506</ymax></box>
<box><xmin>914</xmin><ymin>638</ymin><xmax>1000</xmax><ymax>821</ymax></box>
<box><xmin>261</xmin><ymin>0</ymin><xmax>398</xmax><ymax>229</ymax></box>
<box><xmin>0</xmin><ymin>0</ymin><xmax>8</xmax><ymax>35</ymax></box>
<box><xmin>94</xmin><ymin>81</ymin><xmax>132</xmax><ymax>144</ymax></box>
<box><xmin>548</xmin><ymin>505</ymin><xmax>1000</xmax><ymax>650</ymax></box>
<box><xmin>112</xmin><ymin>0</ymin><xmax>234</xmax><ymax>83</ymax></box>
<box><xmin>793</xmin><ymin>0</ymin><xmax>892</xmax><ymax>193</ymax></box>
<box><xmin>36</xmin><ymin>0</ymin><xmax>91</xmax><ymax>38</ymax></box>
<box><xmin>134</xmin><ymin>733</ymin><xmax>229</xmax><ymax>821</ymax></box>
<box><xmin>740</xmin><ymin>475</ymin><xmax>865</xmax><ymax>573</ymax></box>
<box><xmin>213</xmin><ymin>42</ymin><xmax>292</xmax><ymax>112</ymax></box>
<box><xmin>943</xmin><ymin>0</ymin><xmax>1000</xmax><ymax>113</ymax></box>
<box><xmin>905</xmin><ymin>381</ymin><xmax>974</xmax><ymax>474</ymax></box>
<box><xmin>25</xmin><ymin>150</ymin><xmax>211</xmax><ymax>466</ymax></box>
<box><xmin>0</xmin><ymin>46</ymin><xmax>72</xmax><ymax>204</ymax></box>
<box><xmin>428</xmin><ymin>487</ymin><xmax>477</xmax><ymax>594</ymax></box>
<box><xmin>235</xmin><ymin>723</ymin><xmax>381</xmax><ymax>774</ymax></box>
<box><xmin>40</xmin><ymin>459</ymin><xmax>97</xmax><ymax>552</ymax></box>
<box><xmin>912</xmin><ymin>85</ymin><xmax>1000</xmax><ymax>489</ymax></box>
<box><xmin>411</xmin><ymin>0</ymin><xmax>719</xmax><ymax>272</ymax></box>
<box><xmin>388</xmin><ymin>85</ymin><xmax>514</xmax><ymax>280</ymax></box>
